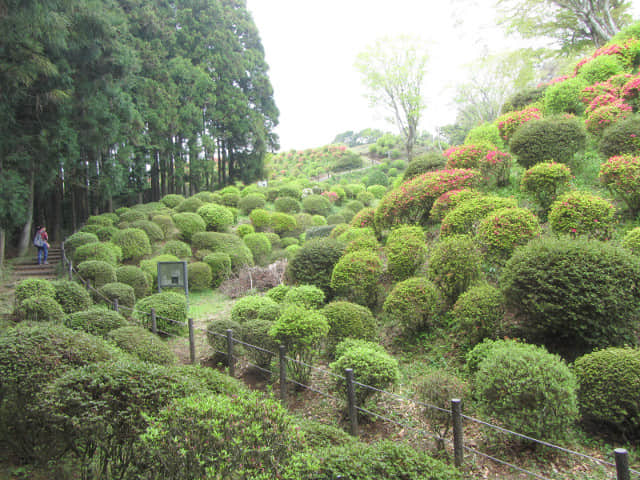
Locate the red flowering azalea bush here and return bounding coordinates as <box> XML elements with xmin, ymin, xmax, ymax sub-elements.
<box><xmin>478</xmin><ymin>150</ymin><xmax>512</xmax><ymax>188</ymax></box>
<box><xmin>350</xmin><ymin>207</ymin><xmax>376</xmax><ymax>229</ymax></box>
<box><xmin>444</xmin><ymin>144</ymin><xmax>491</xmax><ymax>169</ymax></box>
<box><xmin>585</xmin><ymin>100</ymin><xmax>633</xmax><ymax>136</ymax></box>
<box><xmin>622</xmin><ymin>74</ymin><xmax>640</xmax><ymax>111</ymax></box>
<box><xmin>476</xmin><ymin>207</ymin><xmax>541</xmax><ymax>262</ymax></box>
<box><xmin>429</xmin><ymin>188</ymin><xmax>482</xmax><ymax>222</ymax></box>
<box><xmin>520</xmin><ymin>161</ymin><xmax>572</xmax><ymax>217</ymax></box>
<box><xmin>374</xmin><ymin>168</ymin><xmax>479</xmax><ymax>230</ymax></box>
<box><xmin>548</xmin><ymin>191</ymin><xmax>616</xmax><ymax>240</ymax></box>
<box><xmin>496</xmin><ymin>107</ymin><xmax>543</xmax><ymax>143</ymax></box>
<box><xmin>599</xmin><ymin>155</ymin><xmax>640</xmax><ymax>215</ymax></box>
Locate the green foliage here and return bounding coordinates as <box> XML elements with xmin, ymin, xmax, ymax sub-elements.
<box><xmin>98</xmin><ymin>282</ymin><xmax>136</xmax><ymax>308</ymax></box>
<box><xmin>501</xmin><ymin>86</ymin><xmax>546</xmax><ymax>113</ymax></box>
<box><xmin>273</xmin><ymin>196</ymin><xmax>300</xmax><ymax>214</ymax></box>
<box><xmin>451</xmin><ymin>283</ymin><xmax>506</xmax><ymax>350</ymax></box>
<box><xmin>577</xmin><ymin>54</ymin><xmax>625</xmax><ymax>84</ymax></box>
<box><xmin>202</xmin><ymin>252</ymin><xmax>232</xmax><ymax>288</ymax></box>
<box><xmin>196</xmin><ymin>203</ymin><xmax>235</xmax><ymax>232</ymax></box>
<box><xmin>243</xmin><ymin>232</ymin><xmax>272</xmax><ymax>266</ymax></box>
<box><xmin>429</xmin><ymin>188</ymin><xmax>482</xmax><ymax>222</ymax></box>
<box><xmin>520</xmin><ymin>161</ymin><xmax>572</xmax><ymax>216</ymax></box>
<box><xmin>600</xmin><ymin>154</ymin><xmax>640</xmax><ymax>215</ymax></box>
<box><xmin>206</xmin><ymin>318</ymin><xmax>245</xmax><ymax>363</ymax></box>
<box><xmin>382</xmin><ymin>277</ymin><xmax>440</xmax><ymax>333</ymax></box>
<box><xmin>87</xmin><ymin>213</ymin><xmax>118</xmax><ymax>227</ymax></box>
<box><xmin>107</xmin><ymin>326</ymin><xmax>177</xmax><ymax>365</ymax></box>
<box><xmin>622</xmin><ymin>226</ymin><xmax>640</xmax><ymax>254</ymax></box>
<box><xmin>548</xmin><ymin>190</ymin><xmax>616</xmax><ymax>240</ymax></box>
<box><xmin>65</xmin><ymin>232</ymin><xmax>100</xmax><ymax>260</ymax></box>
<box><xmin>236</xmin><ymin>223</ymin><xmax>255</xmax><ymax>237</ymax></box>
<box><xmin>283</xmin><ymin>284</ymin><xmax>326</xmax><ymax>308</ymax></box>
<box><xmin>175</xmin><ymin>196</ymin><xmax>204</xmax><ymax>213</ymax></box>
<box><xmin>301</xmin><ymin>194</ymin><xmax>331</xmax><ymax>217</ymax></box>
<box><xmin>77</xmin><ymin>260</ymin><xmax>117</xmax><ymax>289</ymax></box>
<box><xmin>330</xmin><ymin>339</ymin><xmax>399</xmax><ymax>405</ymax></box>
<box><xmin>192</xmin><ymin>232</ymin><xmax>254</xmax><ymax>271</ymax></box>
<box><xmin>286</xmin><ymin>237</ymin><xmax>345</xmax><ymax>298</ymax></box>
<box><xmin>465</xmin><ymin>122</ymin><xmax>504</xmax><ymax>149</ymax></box>
<box><xmin>14</xmin><ymin>278</ymin><xmax>55</xmax><ymax>305</ymax></box>
<box><xmin>543</xmin><ymin>77</ymin><xmax>588</xmax><ymax>115</ymax></box>
<box><xmin>119</xmin><ymin>209</ymin><xmax>147</xmax><ymax>223</ymax></box>
<box><xmin>139</xmin><ymin>392</ymin><xmax>299</xmax><ymax>480</ymax></box>
<box><xmin>231</xmin><ymin>294</ymin><xmax>281</xmax><ymax>323</ymax></box>
<box><xmin>52</xmin><ymin>280</ymin><xmax>92</xmax><ymax>314</ymax></box>
<box><xmin>367</xmin><ymin>184</ymin><xmax>388</xmax><ymax>198</ymax></box>
<box><xmin>440</xmin><ymin>195</ymin><xmax>517</xmax><ymax>237</ymax></box>
<box><xmin>349</xmin><ymin>207</ymin><xmax>376</xmax><ymax>229</ymax></box>
<box><xmin>509</xmin><ymin>116</ymin><xmax>587</xmax><ymax>168</ymax></box>
<box><xmin>496</xmin><ymin>106</ymin><xmax>542</xmax><ymax>143</ymax></box>
<box><xmin>385</xmin><ymin>225</ymin><xmax>427</xmax><ymax>281</ymax></box>
<box><xmin>161</xmin><ymin>240</ymin><xmax>192</xmax><ymax>259</ymax></box>
<box><xmin>269</xmin><ymin>211</ymin><xmax>298</xmax><ymax>236</ymax></box>
<box><xmin>139</xmin><ymin>254</ymin><xmax>180</xmax><ymax>288</ymax></box>
<box><xmin>321</xmin><ymin>301</ymin><xmax>377</xmax><ymax>355</ymax></box>
<box><xmin>472</xmin><ymin>341</ymin><xmax>578</xmax><ymax>444</ymax></box>
<box><xmin>237</xmin><ymin>192</ymin><xmax>266</xmax><ymax>215</ymax></box>
<box><xmin>65</xmin><ymin>305</ymin><xmax>129</xmax><ymax>337</ymax></box>
<box><xmin>501</xmin><ymin>236</ymin><xmax>640</xmax><ymax>358</ymax></box>
<box><xmin>95</xmin><ymin>225</ymin><xmax>119</xmax><ymax>242</ymax></box>
<box><xmin>265</xmin><ymin>283</ymin><xmax>291</xmax><ymax>302</ymax></box>
<box><xmin>427</xmin><ymin>235</ymin><xmax>483</xmax><ymax>305</ymax></box>
<box><xmin>160</xmin><ymin>193</ymin><xmax>185</xmax><ymax>208</ymax></box>
<box><xmin>476</xmin><ymin>207</ymin><xmax>541</xmax><ymax>262</ymax></box>
<box><xmin>133</xmin><ymin>292</ymin><xmax>187</xmax><ymax>336</ymax></box>
<box><xmin>444</xmin><ymin>144</ymin><xmax>491</xmax><ymax>169</ymax></box>
<box><xmin>330</xmin><ymin>250</ymin><xmax>382</xmax><ymax>308</ymax></box>
<box><xmin>111</xmin><ymin>228</ymin><xmax>152</xmax><ymax>262</ymax></box>
<box><xmin>243</xmin><ymin>319</ymin><xmax>279</xmax><ymax>368</ymax></box>
<box><xmin>599</xmin><ymin>114</ymin><xmax>640</xmax><ymax>158</ymax></box>
<box><xmin>187</xmin><ymin>261</ymin><xmax>212</xmax><ymax>291</ymax></box>
<box><xmin>17</xmin><ymin>295</ymin><xmax>65</xmax><ymax>323</ymax></box>
<box><xmin>130</xmin><ymin>220</ymin><xmax>165</xmax><ymax>243</ymax></box>
<box><xmin>573</xmin><ymin>347</ymin><xmax>640</xmax><ymax>439</ymax></box>
<box><xmin>172</xmin><ymin>212</ymin><xmax>206</xmax><ymax>242</ymax></box>
<box><xmin>74</xmin><ymin>241</ymin><xmax>123</xmax><ymax>265</ymax></box>
<box><xmin>116</xmin><ymin>265</ymin><xmax>151</xmax><ymax>300</ymax></box>
<box><xmin>479</xmin><ymin>150</ymin><xmax>512</xmax><ymax>188</ymax></box>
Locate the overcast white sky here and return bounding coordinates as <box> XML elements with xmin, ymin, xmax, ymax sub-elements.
<box><xmin>245</xmin><ymin>1</ymin><xmax>640</xmax><ymax>151</ymax></box>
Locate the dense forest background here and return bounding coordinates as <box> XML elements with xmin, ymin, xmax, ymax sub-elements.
<box><xmin>0</xmin><ymin>0</ymin><xmax>278</xmax><ymax>256</ymax></box>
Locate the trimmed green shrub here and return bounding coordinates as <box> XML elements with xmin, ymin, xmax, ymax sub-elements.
<box><xmin>520</xmin><ymin>161</ymin><xmax>572</xmax><ymax>216</ymax></box>
<box><xmin>312</xmin><ymin>214</ymin><xmax>327</xmax><ymax>226</ymax></box>
<box><xmin>87</xmin><ymin>213</ymin><xmax>117</xmax><ymax>226</ymax></box>
<box><xmin>65</xmin><ymin>305</ymin><xmax>129</xmax><ymax>337</ymax></box>
<box><xmin>346</xmin><ymin>199</ymin><xmax>364</xmax><ymax>214</ymax></box>
<box><xmin>577</xmin><ymin>54</ymin><xmax>625</xmax><ymax>84</ymax></box>
<box><xmin>151</xmin><ymin>215</ymin><xmax>176</xmax><ymax>238</ymax></box>
<box><xmin>192</xmin><ymin>232</ymin><xmax>254</xmax><ymax>271</ymax></box>
<box><xmin>509</xmin><ymin>116</ymin><xmax>587</xmax><ymax>168</ymax></box>
<box><xmin>160</xmin><ymin>193</ymin><xmax>185</xmax><ymax>208</ymax></box>
<box><xmin>375</xmin><ymin>168</ymin><xmax>479</xmax><ymax>230</ymax></box>
<box><xmin>265</xmin><ymin>284</ymin><xmax>290</xmax><ymax>303</ymax></box>
<box><xmin>440</xmin><ymin>195</ymin><xmax>517</xmax><ymax>237</ymax></box>
<box><xmin>548</xmin><ymin>190</ymin><xmax>616</xmax><ymax>240</ymax></box>
<box><xmin>444</xmin><ymin>144</ymin><xmax>491</xmax><ymax>169</ymax></box>
<box><xmin>382</xmin><ymin>277</ymin><xmax>440</xmax><ymax>333</ymax></box>
<box><xmin>349</xmin><ymin>207</ymin><xmax>375</xmax><ymax>229</ymax></box>
<box><xmin>161</xmin><ymin>240</ymin><xmax>192</xmax><ymax>259</ymax></box>
<box><xmin>283</xmin><ymin>284</ymin><xmax>325</xmax><ymax>308</ymax></box>
<box><xmin>573</xmin><ymin>347</ymin><xmax>640</xmax><ymax>439</ymax></box>
<box><xmin>119</xmin><ymin>209</ymin><xmax>147</xmax><ymax>223</ymax></box>
<box><xmin>52</xmin><ymin>279</ymin><xmax>92</xmax><ymax>314</ymax></box>
<box><xmin>14</xmin><ymin>278</ymin><xmax>55</xmax><ymax>305</ymax></box>
<box><xmin>479</xmin><ymin>150</ymin><xmax>512</xmax><ymax>188</ymax></box>
<box><xmin>138</xmin><ymin>392</ymin><xmax>299</xmax><ymax>480</ymax></box>
<box><xmin>501</xmin><ymin>86</ymin><xmax>546</xmax><ymax>113</ymax></box>
<box><xmin>111</xmin><ymin>228</ymin><xmax>151</xmax><ymax>262</ymax></box>
<box><xmin>187</xmin><ymin>261</ymin><xmax>212</xmax><ymax>291</ymax></box>
<box><xmin>206</xmin><ymin>318</ymin><xmax>245</xmax><ymax>363</ymax></box>
<box><xmin>17</xmin><ymin>296</ymin><xmax>65</xmax><ymax>323</ymax></box>
<box><xmin>285</xmin><ymin>244</ymin><xmax>301</xmax><ymax>260</ymax></box>
<box><xmin>476</xmin><ymin>207</ymin><xmax>541</xmax><ymax>262</ymax></box>
<box><xmin>116</xmin><ymin>265</ymin><xmax>151</xmax><ymax>300</ymax></box>
<box><xmin>0</xmin><ymin>323</ymin><xmax>120</xmax><ymax>462</ymax></box>
<box><xmin>74</xmin><ymin>241</ymin><xmax>122</xmax><ymax>265</ymax></box>
<box><xmin>193</xmin><ymin>191</ymin><xmax>217</xmax><ymax>203</ymax></box>
<box><xmin>385</xmin><ymin>225</ymin><xmax>427</xmax><ymax>281</ymax></box>
<box><xmin>600</xmin><ymin>154</ymin><xmax>640</xmax><ymax>215</ymax></box>
<box><xmin>172</xmin><ymin>212</ymin><xmax>206</xmax><ymax>242</ymax></box>
<box><xmin>108</xmin><ymin>325</ymin><xmax>177</xmax><ymax>365</ymax></box>
<box><xmin>330</xmin><ymin>339</ymin><xmax>399</xmax><ymax>405</ymax></box>
<box><xmin>243</xmin><ymin>319</ymin><xmax>279</xmax><ymax>369</ymax></box>
<box><xmin>97</xmin><ymin>281</ymin><xmax>135</xmax><ymax>309</ymax></box>
<box><xmin>465</xmin><ymin>122</ymin><xmax>504</xmax><ymax>149</ymax></box>
<box><xmin>599</xmin><ymin>115</ymin><xmax>640</xmax><ymax>158</ymax></box>
<box><xmin>429</xmin><ymin>188</ymin><xmax>482</xmax><ymax>222</ymax></box>
<box><xmin>231</xmin><ymin>295</ymin><xmax>281</xmax><ymax>323</ymax></box>
<box><xmin>220</xmin><ymin>191</ymin><xmax>240</xmax><ymax>207</ymax></box>
<box><xmin>293</xmin><ymin>418</ymin><xmax>356</xmax><ymax>450</ymax></box>
<box><xmin>501</xmin><ymin>236</ymin><xmax>640</xmax><ymax>358</ymax></box>
<box><xmin>202</xmin><ymin>252</ymin><xmax>232</xmax><ymax>288</ymax></box>
<box><xmin>427</xmin><ymin>235</ymin><xmax>483</xmax><ymax>305</ymax></box>
<box><xmin>622</xmin><ymin>226</ymin><xmax>640</xmax><ymax>254</ymax></box>
<box><xmin>130</xmin><ymin>220</ymin><xmax>164</xmax><ymax>243</ymax></box>
<box><xmin>133</xmin><ymin>291</ymin><xmax>187</xmax><ymax>335</ymax></box>
<box><xmin>235</xmin><ymin>223</ymin><xmax>255</xmax><ymax>237</ymax></box>
<box><xmin>77</xmin><ymin>260</ymin><xmax>117</xmax><ymax>289</ymax></box>
<box><xmin>238</xmin><ymin>193</ymin><xmax>266</xmax><ymax>215</ymax></box>
<box><xmin>64</xmin><ymin>231</ymin><xmax>99</xmax><ymax>260</ymax></box>
<box><xmin>243</xmin><ymin>232</ymin><xmax>272</xmax><ymax>266</ymax></box>
<box><xmin>330</xmin><ymin>250</ymin><xmax>382</xmax><ymax>308</ymax></box>
<box><xmin>321</xmin><ymin>300</ymin><xmax>377</xmax><ymax>355</ymax></box>
<box><xmin>286</xmin><ymin>237</ymin><xmax>345</xmax><ymax>298</ymax></box>
<box><xmin>292</xmin><ymin>212</ymin><xmax>314</xmax><ymax>236</ymax></box>
<box><xmin>368</xmin><ymin>184</ymin><xmax>388</xmax><ymax>198</ymax></box>
<box><xmin>269</xmin><ymin>211</ymin><xmax>297</xmax><ymax>236</ymax></box>
<box><xmin>94</xmin><ymin>226</ymin><xmax>119</xmax><ymax>242</ymax></box>
<box><xmin>274</xmin><ymin>196</ymin><xmax>301</xmax><ymax>214</ymax></box>
<box><xmin>543</xmin><ymin>76</ymin><xmax>588</xmax><ymax>115</ymax></box>
<box><xmin>472</xmin><ymin>340</ymin><xmax>578</xmax><ymax>444</ymax></box>
<box><xmin>196</xmin><ymin>203</ymin><xmax>234</xmax><ymax>232</ymax></box>
<box><xmin>496</xmin><ymin>106</ymin><xmax>543</xmax><ymax>143</ymax></box>
<box><xmin>248</xmin><ymin>208</ymin><xmax>271</xmax><ymax>231</ymax></box>
<box><xmin>451</xmin><ymin>283</ymin><xmax>506</xmax><ymax>350</ymax></box>
<box><xmin>175</xmin><ymin>196</ymin><xmax>203</xmax><ymax>213</ymax></box>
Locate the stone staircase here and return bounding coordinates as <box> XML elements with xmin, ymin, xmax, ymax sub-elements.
<box><xmin>11</xmin><ymin>244</ymin><xmax>62</xmax><ymax>282</ymax></box>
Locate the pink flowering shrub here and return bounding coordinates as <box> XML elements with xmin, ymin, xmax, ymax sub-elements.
<box><xmin>444</xmin><ymin>144</ymin><xmax>491</xmax><ymax>169</ymax></box>
<box><xmin>621</xmin><ymin>74</ymin><xmax>640</xmax><ymax>111</ymax></box>
<box><xmin>479</xmin><ymin>150</ymin><xmax>512</xmax><ymax>188</ymax></box>
<box><xmin>349</xmin><ymin>207</ymin><xmax>376</xmax><ymax>229</ymax></box>
<box><xmin>321</xmin><ymin>190</ymin><xmax>339</xmax><ymax>203</ymax></box>
<box><xmin>374</xmin><ymin>169</ymin><xmax>480</xmax><ymax>230</ymax></box>
<box><xmin>599</xmin><ymin>155</ymin><xmax>640</xmax><ymax>215</ymax></box>
<box><xmin>548</xmin><ymin>191</ymin><xmax>616</xmax><ymax>240</ymax></box>
<box><xmin>495</xmin><ymin>107</ymin><xmax>542</xmax><ymax>143</ymax></box>
<box><xmin>585</xmin><ymin>100</ymin><xmax>633</xmax><ymax>136</ymax></box>
<box><xmin>429</xmin><ymin>188</ymin><xmax>482</xmax><ymax>222</ymax></box>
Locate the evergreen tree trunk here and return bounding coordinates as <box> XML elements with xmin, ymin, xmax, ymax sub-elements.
<box><xmin>17</xmin><ymin>169</ymin><xmax>34</xmax><ymax>257</ymax></box>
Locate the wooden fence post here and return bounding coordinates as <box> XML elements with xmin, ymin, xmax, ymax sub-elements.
<box><xmin>452</xmin><ymin>398</ymin><xmax>464</xmax><ymax>468</ymax></box>
<box><xmin>150</xmin><ymin>308</ymin><xmax>157</xmax><ymax>334</ymax></box>
<box><xmin>279</xmin><ymin>345</ymin><xmax>287</xmax><ymax>405</ymax></box>
<box><xmin>615</xmin><ymin>448</ymin><xmax>630</xmax><ymax>480</ymax></box>
<box><xmin>345</xmin><ymin>368</ymin><xmax>358</xmax><ymax>437</ymax></box>
<box><xmin>188</xmin><ymin>318</ymin><xmax>196</xmax><ymax>364</ymax></box>
<box><xmin>226</xmin><ymin>329</ymin><xmax>235</xmax><ymax>377</ymax></box>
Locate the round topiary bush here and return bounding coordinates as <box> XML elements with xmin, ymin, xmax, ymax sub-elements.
<box><xmin>65</xmin><ymin>305</ymin><xmax>130</xmax><ymax>337</ymax></box>
<box><xmin>496</xmin><ymin>106</ymin><xmax>542</xmax><ymax>143</ymax></box>
<box><xmin>191</xmin><ymin>232</ymin><xmax>254</xmax><ymax>272</ymax></box>
<box><xmin>501</xmin><ymin>236</ymin><xmax>640</xmax><ymax>358</ymax></box>
<box><xmin>269</xmin><ymin>212</ymin><xmax>298</xmax><ymax>236</ymax></box>
<box><xmin>444</xmin><ymin>144</ymin><xmax>491</xmax><ymax>169</ymax></box>
<box><xmin>622</xmin><ymin>226</ymin><xmax>640</xmax><ymax>254</ymax></box>
<box><xmin>87</xmin><ymin>213</ymin><xmax>118</xmax><ymax>227</ymax></box>
<box><xmin>161</xmin><ymin>240</ymin><xmax>192</xmax><ymax>259</ymax></box>
<box><xmin>476</xmin><ymin>207</ymin><xmax>541</xmax><ymax>262</ymax></box>
<box><xmin>548</xmin><ymin>190</ymin><xmax>616</xmax><ymax>240</ymax></box>
<box><xmin>385</xmin><ymin>225</ymin><xmax>427</xmax><ymax>281</ymax></box>
<box><xmin>577</xmin><ymin>54</ymin><xmax>625</xmax><ymax>84</ymax></box>
<box><xmin>427</xmin><ymin>235</ymin><xmax>483</xmax><ymax>305</ymax></box>
<box><xmin>573</xmin><ymin>347</ymin><xmax>640</xmax><ymax>439</ymax></box>
<box><xmin>273</xmin><ymin>196</ymin><xmax>301</xmax><ymax>214</ymax></box>
<box><xmin>543</xmin><ymin>76</ymin><xmax>588</xmax><ymax>115</ymax></box>
<box><xmin>130</xmin><ymin>220</ymin><xmax>165</xmax><ymax>243</ymax></box>
<box><xmin>133</xmin><ymin>291</ymin><xmax>187</xmax><ymax>336</ymax></box>
<box><xmin>14</xmin><ymin>277</ymin><xmax>56</xmax><ymax>305</ymax></box>
<box><xmin>345</xmin><ymin>199</ymin><xmax>364</xmax><ymax>214</ymax></box>
<box><xmin>65</xmin><ymin>231</ymin><xmax>100</xmax><ymax>261</ymax></box>
<box><xmin>17</xmin><ymin>295</ymin><xmax>65</xmax><ymax>323</ymax></box>
<box><xmin>73</xmin><ymin>241</ymin><xmax>123</xmax><ymax>265</ymax></box>
<box><xmin>450</xmin><ymin>282</ymin><xmax>506</xmax><ymax>350</ymax></box>
<box><xmin>119</xmin><ymin>209</ymin><xmax>147</xmax><ymax>223</ymax></box>
<box><xmin>585</xmin><ymin>100</ymin><xmax>633</xmax><ymax>137</ymax></box>
<box><xmin>283</xmin><ymin>284</ymin><xmax>326</xmax><ymax>308</ymax></box>
<box><xmin>235</xmin><ymin>223</ymin><xmax>255</xmax><ymax>238</ymax></box>
<box><xmin>151</xmin><ymin>214</ymin><xmax>176</xmax><ymax>238</ymax></box>
<box><xmin>356</xmin><ymin>191</ymin><xmax>375</xmax><ymax>207</ymax></box>
<box><xmin>238</xmin><ymin>193</ymin><xmax>266</xmax><ymax>215</ymax></box>
<box><xmin>202</xmin><ymin>252</ymin><xmax>232</xmax><ymax>288</ymax></box>
<box><xmin>175</xmin><ymin>196</ymin><xmax>204</xmax><ymax>213</ymax></box>
<box><xmin>330</xmin><ymin>250</ymin><xmax>382</xmax><ymax>308</ymax></box>
<box><xmin>243</xmin><ymin>232</ymin><xmax>272</xmax><ymax>266</ymax></box>
<box><xmin>108</xmin><ymin>325</ymin><xmax>177</xmax><ymax>365</ymax></box>
<box><xmin>599</xmin><ymin>154</ymin><xmax>640</xmax><ymax>215</ymax></box>
<box><xmin>243</xmin><ymin>319</ymin><xmax>279</xmax><ymax>369</ymax></box>
<box><xmin>520</xmin><ymin>161</ymin><xmax>572</xmax><ymax>217</ymax></box>
<box><xmin>349</xmin><ymin>207</ymin><xmax>375</xmax><ymax>229</ymax></box>
<box><xmin>231</xmin><ymin>294</ymin><xmax>281</xmax><ymax>323</ymax></box>
<box><xmin>382</xmin><ymin>277</ymin><xmax>441</xmax><ymax>333</ymax></box>
<box><xmin>193</xmin><ymin>191</ymin><xmax>217</xmax><ymax>203</ymax></box>
<box><xmin>187</xmin><ymin>261</ymin><xmax>212</xmax><ymax>291</ymax></box>
<box><xmin>321</xmin><ymin>301</ymin><xmax>377</xmax><ymax>355</ymax></box>
<box><xmin>52</xmin><ymin>279</ymin><xmax>92</xmax><ymax>314</ymax></box>
<box><xmin>429</xmin><ymin>188</ymin><xmax>482</xmax><ymax>222</ymax></box>
<box><xmin>196</xmin><ymin>203</ymin><xmax>235</xmax><ymax>232</ymax></box>
<box><xmin>599</xmin><ymin>115</ymin><xmax>640</xmax><ymax>158</ymax></box>
<box><xmin>440</xmin><ymin>195</ymin><xmax>517</xmax><ymax>237</ymax></box>
<box><xmin>464</xmin><ymin>122</ymin><xmax>504</xmax><ymax>149</ymax></box>
<box><xmin>367</xmin><ymin>184</ymin><xmax>388</xmax><ymax>198</ymax></box>
<box><xmin>248</xmin><ymin>208</ymin><xmax>271</xmax><ymax>231</ymax></box>
<box><xmin>111</xmin><ymin>228</ymin><xmax>152</xmax><ymax>262</ymax></box>
<box><xmin>172</xmin><ymin>212</ymin><xmax>206</xmax><ymax>242</ymax></box>
<box><xmin>115</xmin><ymin>265</ymin><xmax>151</xmax><ymax>300</ymax></box>
<box><xmin>77</xmin><ymin>260</ymin><xmax>117</xmax><ymax>289</ymax></box>
<box><xmin>94</xmin><ymin>226</ymin><xmax>119</xmax><ymax>242</ymax></box>
<box><xmin>161</xmin><ymin>193</ymin><xmax>185</xmax><ymax>208</ymax></box>
<box><xmin>97</xmin><ymin>282</ymin><xmax>136</xmax><ymax>309</ymax></box>
<box><xmin>206</xmin><ymin>317</ymin><xmax>245</xmax><ymax>364</ymax></box>
<box><xmin>286</xmin><ymin>237</ymin><xmax>345</xmax><ymax>298</ymax></box>
<box><xmin>509</xmin><ymin>116</ymin><xmax>587</xmax><ymax>168</ymax></box>
<box><xmin>472</xmin><ymin>340</ymin><xmax>578</xmax><ymax>444</ymax></box>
